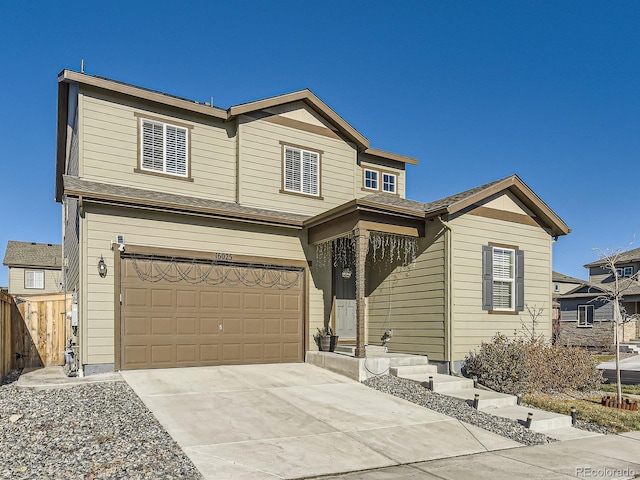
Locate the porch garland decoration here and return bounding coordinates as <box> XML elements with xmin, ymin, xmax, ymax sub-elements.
<box><xmin>129</xmin><ymin>255</ymin><xmax>302</xmax><ymax>290</ymax></box>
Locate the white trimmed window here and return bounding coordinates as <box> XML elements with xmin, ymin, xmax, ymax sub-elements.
<box><xmin>364</xmin><ymin>169</ymin><xmax>378</xmax><ymax>190</ymax></box>
<box><xmin>382</xmin><ymin>172</ymin><xmax>396</xmax><ymax>193</ymax></box>
<box><xmin>284</xmin><ymin>146</ymin><xmax>319</xmax><ymax>196</ymax></box>
<box><xmin>578</xmin><ymin>304</ymin><xmax>594</xmax><ymax>327</ymax></box>
<box><xmin>492</xmin><ymin>247</ymin><xmax>515</xmax><ymax>310</ymax></box>
<box><xmin>140</xmin><ymin>119</ymin><xmax>188</xmax><ymax>177</ymax></box>
<box><xmin>623</xmin><ymin>266</ymin><xmax>634</xmax><ymax>277</ymax></box>
<box><xmin>25</xmin><ymin>270</ymin><xmax>44</xmax><ymax>289</ymax></box>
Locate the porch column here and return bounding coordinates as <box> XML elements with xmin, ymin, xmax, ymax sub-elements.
<box><xmin>354</xmin><ymin>228</ymin><xmax>369</xmax><ymax>358</ymax></box>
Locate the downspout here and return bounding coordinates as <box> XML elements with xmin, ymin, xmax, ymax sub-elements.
<box><xmin>437</xmin><ymin>216</ymin><xmax>454</xmax><ymax>374</ymax></box>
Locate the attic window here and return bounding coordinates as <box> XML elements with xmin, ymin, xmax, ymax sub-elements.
<box><xmin>382</xmin><ymin>172</ymin><xmax>396</xmax><ymax>193</ymax></box>
<box><xmin>364</xmin><ymin>169</ymin><xmax>378</xmax><ymax>190</ymax></box>
<box><xmin>623</xmin><ymin>266</ymin><xmax>634</xmax><ymax>277</ymax></box>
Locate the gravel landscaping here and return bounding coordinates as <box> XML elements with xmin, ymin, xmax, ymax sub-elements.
<box><xmin>0</xmin><ymin>370</ymin><xmax>202</xmax><ymax>480</ymax></box>
<box><xmin>364</xmin><ymin>375</ymin><xmax>555</xmax><ymax>446</ymax></box>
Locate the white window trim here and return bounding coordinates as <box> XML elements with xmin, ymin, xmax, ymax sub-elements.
<box><xmin>363</xmin><ymin>168</ymin><xmax>379</xmax><ymax>191</ymax></box>
<box><xmin>139</xmin><ymin>118</ymin><xmax>189</xmax><ymax>178</ymax></box>
<box><xmin>382</xmin><ymin>172</ymin><xmax>397</xmax><ymax>193</ymax></box>
<box><xmin>623</xmin><ymin>266</ymin><xmax>634</xmax><ymax>277</ymax></box>
<box><xmin>25</xmin><ymin>270</ymin><xmax>45</xmax><ymax>289</ymax></box>
<box><xmin>283</xmin><ymin>145</ymin><xmax>320</xmax><ymax>197</ymax></box>
<box><xmin>492</xmin><ymin>247</ymin><xmax>515</xmax><ymax>311</ymax></box>
<box><xmin>578</xmin><ymin>304</ymin><xmax>594</xmax><ymax>327</ymax></box>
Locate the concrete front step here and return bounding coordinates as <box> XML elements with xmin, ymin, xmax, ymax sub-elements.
<box><xmin>445</xmin><ymin>387</ymin><xmax>518</xmax><ymax>410</ymax></box>
<box><xmin>333</xmin><ymin>344</ymin><xmax>389</xmax><ymax>355</ymax></box>
<box><xmin>390</xmin><ymin>364</ymin><xmax>438</xmax><ymax>377</ymax></box>
<box><xmin>399</xmin><ymin>372</ymin><xmax>474</xmax><ymax>393</ymax></box>
<box><xmin>485</xmin><ymin>405</ymin><xmax>572</xmax><ymax>433</ymax></box>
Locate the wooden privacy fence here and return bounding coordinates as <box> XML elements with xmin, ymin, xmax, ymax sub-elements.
<box><xmin>1</xmin><ymin>292</ymin><xmax>12</xmax><ymax>381</ymax></box>
<box><xmin>1</xmin><ymin>293</ymin><xmax>73</xmax><ymax>375</ymax></box>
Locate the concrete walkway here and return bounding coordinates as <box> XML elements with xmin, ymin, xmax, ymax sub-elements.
<box><xmin>121</xmin><ymin>363</ymin><xmax>522</xmax><ymax>480</ymax></box>
<box><xmin>316</xmin><ymin>432</ymin><xmax>640</xmax><ymax>479</ymax></box>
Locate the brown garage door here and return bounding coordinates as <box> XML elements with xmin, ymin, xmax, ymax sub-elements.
<box><xmin>119</xmin><ymin>255</ymin><xmax>304</xmax><ymax>370</ymax></box>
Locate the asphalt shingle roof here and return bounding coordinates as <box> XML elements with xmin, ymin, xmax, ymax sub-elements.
<box><xmin>584</xmin><ymin>247</ymin><xmax>640</xmax><ymax>268</ymax></box>
<box><xmin>552</xmin><ymin>271</ymin><xmax>585</xmax><ymax>283</ymax></box>
<box><xmin>3</xmin><ymin>241</ymin><xmax>62</xmax><ymax>268</ymax></box>
<box><xmin>63</xmin><ymin>176</ymin><xmax>310</xmax><ymax>224</ymax></box>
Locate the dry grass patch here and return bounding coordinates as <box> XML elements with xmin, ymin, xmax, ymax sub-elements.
<box><xmin>523</xmin><ymin>392</ymin><xmax>640</xmax><ymax>433</ymax></box>
<box><xmin>600</xmin><ymin>383</ymin><xmax>640</xmax><ymax>396</ymax></box>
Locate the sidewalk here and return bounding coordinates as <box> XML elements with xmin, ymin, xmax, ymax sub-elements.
<box><xmin>317</xmin><ymin>432</ymin><xmax>640</xmax><ymax>479</ymax></box>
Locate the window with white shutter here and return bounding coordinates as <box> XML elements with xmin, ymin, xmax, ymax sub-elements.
<box><xmin>25</xmin><ymin>270</ymin><xmax>45</xmax><ymax>289</ymax></box>
<box><xmin>283</xmin><ymin>146</ymin><xmax>320</xmax><ymax>196</ymax></box>
<box><xmin>140</xmin><ymin>119</ymin><xmax>188</xmax><ymax>178</ymax></box>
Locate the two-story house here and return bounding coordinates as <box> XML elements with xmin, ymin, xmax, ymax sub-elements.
<box><xmin>557</xmin><ymin>247</ymin><xmax>640</xmax><ymax>348</ymax></box>
<box><xmin>3</xmin><ymin>241</ymin><xmax>63</xmax><ymax>296</ymax></box>
<box><xmin>55</xmin><ymin>69</ymin><xmax>570</xmax><ymax>375</ymax></box>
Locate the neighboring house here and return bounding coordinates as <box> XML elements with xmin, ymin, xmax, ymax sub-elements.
<box><xmin>551</xmin><ymin>271</ymin><xmax>584</xmax><ymax>334</ymax></box>
<box><xmin>55</xmin><ymin>69</ymin><xmax>570</xmax><ymax>375</ymax></box>
<box><xmin>3</xmin><ymin>241</ymin><xmax>63</xmax><ymax>296</ymax></box>
<box><xmin>557</xmin><ymin>248</ymin><xmax>640</xmax><ymax>348</ymax></box>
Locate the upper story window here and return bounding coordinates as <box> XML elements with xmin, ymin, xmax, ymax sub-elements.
<box><xmin>482</xmin><ymin>244</ymin><xmax>524</xmax><ymax>313</ymax></box>
<box><xmin>362</xmin><ymin>166</ymin><xmax>398</xmax><ymax>194</ymax></box>
<box><xmin>623</xmin><ymin>266</ymin><xmax>634</xmax><ymax>277</ymax></box>
<box><xmin>25</xmin><ymin>270</ymin><xmax>44</xmax><ymax>289</ymax></box>
<box><xmin>283</xmin><ymin>145</ymin><xmax>320</xmax><ymax>197</ymax></box>
<box><xmin>364</xmin><ymin>169</ymin><xmax>379</xmax><ymax>190</ymax></box>
<box><xmin>382</xmin><ymin>172</ymin><xmax>396</xmax><ymax>193</ymax></box>
<box><xmin>139</xmin><ymin>118</ymin><xmax>189</xmax><ymax>178</ymax></box>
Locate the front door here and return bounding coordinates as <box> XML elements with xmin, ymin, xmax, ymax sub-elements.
<box><xmin>334</xmin><ymin>263</ymin><xmax>356</xmax><ymax>340</ymax></box>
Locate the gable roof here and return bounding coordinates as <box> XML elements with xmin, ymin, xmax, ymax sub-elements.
<box><xmin>419</xmin><ymin>174</ymin><xmax>570</xmax><ymax>237</ymax></box>
<box><xmin>584</xmin><ymin>246</ymin><xmax>640</xmax><ymax>268</ymax></box>
<box><xmin>553</xmin><ymin>271</ymin><xmax>585</xmax><ymax>283</ymax></box>
<box><xmin>559</xmin><ymin>277</ymin><xmax>640</xmax><ymax>299</ymax></box>
<box><xmin>227</xmin><ymin>89</ymin><xmax>369</xmax><ymax>151</ymax></box>
<box><xmin>3</xmin><ymin>241</ymin><xmax>62</xmax><ymax>268</ymax></box>
<box><xmin>56</xmin><ymin>70</ymin><xmax>417</xmax><ymax>201</ymax></box>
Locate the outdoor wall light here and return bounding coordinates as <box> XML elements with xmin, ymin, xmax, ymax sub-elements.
<box><xmin>341</xmin><ymin>268</ymin><xmax>352</xmax><ymax>279</ymax></box>
<box><xmin>98</xmin><ymin>256</ymin><xmax>107</xmax><ymax>278</ymax></box>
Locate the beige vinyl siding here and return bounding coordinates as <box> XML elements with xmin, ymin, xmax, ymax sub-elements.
<box><xmin>79</xmin><ymin>87</ymin><xmax>236</xmax><ymax>202</ymax></box>
<box><xmin>64</xmin><ymin>197</ymin><xmax>80</xmax><ymax>293</ymax></box>
<box><xmin>82</xmin><ymin>204</ymin><xmax>326</xmax><ymax>365</ymax></box>
<box><xmin>8</xmin><ymin>267</ymin><xmax>63</xmax><ymax>296</ymax></box>
<box><xmin>449</xmin><ymin>212</ymin><xmax>552</xmax><ymax>362</ymax></box>
<box><xmin>357</xmin><ymin>154</ymin><xmax>406</xmax><ymax>198</ymax></box>
<box><xmin>238</xmin><ymin>112</ymin><xmax>358</xmax><ymax>216</ymax></box>
<box><xmin>367</xmin><ymin>221</ymin><xmax>446</xmax><ymax>360</ymax></box>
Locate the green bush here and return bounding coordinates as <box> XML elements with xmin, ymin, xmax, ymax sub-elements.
<box><xmin>463</xmin><ymin>333</ymin><xmax>603</xmax><ymax>394</ymax></box>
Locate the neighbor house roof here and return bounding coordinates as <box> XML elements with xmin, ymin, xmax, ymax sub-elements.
<box><xmin>56</xmin><ymin>70</ymin><xmax>417</xmax><ymax>201</ymax></box>
<box><xmin>559</xmin><ymin>278</ymin><xmax>640</xmax><ymax>299</ymax></box>
<box><xmin>584</xmin><ymin>247</ymin><xmax>640</xmax><ymax>268</ymax></box>
<box><xmin>552</xmin><ymin>271</ymin><xmax>585</xmax><ymax>283</ymax></box>
<box><xmin>63</xmin><ymin>176</ymin><xmax>309</xmax><ymax>228</ymax></box>
<box><xmin>3</xmin><ymin>241</ymin><xmax>62</xmax><ymax>268</ymax></box>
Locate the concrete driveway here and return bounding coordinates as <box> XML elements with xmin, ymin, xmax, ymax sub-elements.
<box><xmin>122</xmin><ymin>363</ymin><xmax>520</xmax><ymax>479</ymax></box>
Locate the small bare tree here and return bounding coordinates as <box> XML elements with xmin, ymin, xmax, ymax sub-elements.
<box><xmin>592</xmin><ymin>245</ymin><xmax>640</xmax><ymax>405</ymax></box>
<box><xmin>520</xmin><ymin>304</ymin><xmax>545</xmax><ymax>341</ymax></box>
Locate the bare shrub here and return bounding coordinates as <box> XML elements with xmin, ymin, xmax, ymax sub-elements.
<box><xmin>464</xmin><ymin>334</ymin><xmax>604</xmax><ymax>394</ymax></box>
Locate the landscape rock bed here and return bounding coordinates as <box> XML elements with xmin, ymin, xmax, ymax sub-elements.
<box><xmin>364</xmin><ymin>375</ymin><xmax>555</xmax><ymax>446</ymax></box>
<box><xmin>0</xmin><ymin>370</ymin><xmax>202</xmax><ymax>480</ymax></box>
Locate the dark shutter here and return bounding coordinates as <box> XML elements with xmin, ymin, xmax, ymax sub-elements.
<box><xmin>482</xmin><ymin>245</ymin><xmax>493</xmax><ymax>310</ymax></box>
<box><xmin>515</xmin><ymin>250</ymin><xmax>525</xmax><ymax>312</ymax></box>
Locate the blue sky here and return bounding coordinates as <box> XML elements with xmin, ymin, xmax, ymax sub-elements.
<box><xmin>0</xmin><ymin>1</ymin><xmax>638</xmax><ymax>285</ymax></box>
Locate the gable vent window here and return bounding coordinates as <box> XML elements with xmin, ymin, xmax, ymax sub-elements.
<box><xmin>25</xmin><ymin>270</ymin><xmax>45</xmax><ymax>289</ymax></box>
<box><xmin>482</xmin><ymin>245</ymin><xmax>524</xmax><ymax>312</ymax></box>
<box><xmin>140</xmin><ymin>119</ymin><xmax>188</xmax><ymax>177</ymax></box>
<box><xmin>284</xmin><ymin>146</ymin><xmax>319</xmax><ymax>196</ymax></box>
